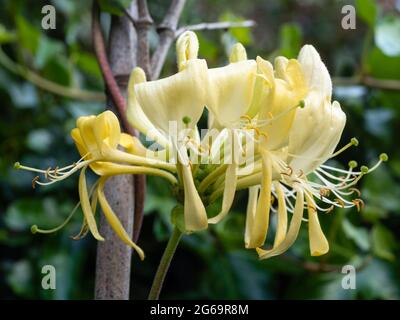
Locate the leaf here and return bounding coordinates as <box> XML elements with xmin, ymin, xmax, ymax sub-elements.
<box><xmin>362</xmin><ymin>166</ymin><xmax>400</xmax><ymax>214</ymax></box>
<box><xmin>278</xmin><ymin>23</ymin><xmax>302</xmax><ymax>59</ymax></box>
<box><xmin>5</xmin><ymin>260</ymin><xmax>34</xmax><ymax>297</ymax></box>
<box><xmin>366</xmin><ymin>47</ymin><xmax>400</xmax><ymax>79</ymax></box>
<box><xmin>97</xmin><ymin>0</ymin><xmax>131</xmax><ymax>16</ymax></box>
<box><xmin>70</xmin><ymin>51</ymin><xmax>102</xmax><ymax>79</ymax></box>
<box><xmin>342</xmin><ymin>218</ymin><xmax>370</xmax><ymax>251</ymax></box>
<box><xmin>34</xmin><ymin>36</ymin><xmax>65</xmax><ymax>69</ymax></box>
<box><xmin>4</xmin><ymin>197</ymin><xmax>67</xmax><ymax>231</ymax></box>
<box><xmin>375</xmin><ymin>15</ymin><xmax>400</xmax><ymax>57</ymax></box>
<box><xmin>356</xmin><ymin>0</ymin><xmax>378</xmax><ymax>27</ymax></box>
<box><xmin>219</xmin><ymin>12</ymin><xmax>253</xmax><ymax>46</ymax></box>
<box><xmin>371</xmin><ymin>224</ymin><xmax>396</xmax><ymax>261</ymax></box>
<box><xmin>0</xmin><ymin>24</ymin><xmax>16</xmax><ymax>44</ymax></box>
<box><xmin>16</xmin><ymin>16</ymin><xmax>40</xmax><ymax>54</ymax></box>
<box><xmin>26</xmin><ymin>129</ymin><xmax>53</xmax><ymax>153</ymax></box>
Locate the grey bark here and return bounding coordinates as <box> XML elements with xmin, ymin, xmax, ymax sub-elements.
<box><xmin>94</xmin><ymin>2</ymin><xmax>138</xmax><ymax>300</ymax></box>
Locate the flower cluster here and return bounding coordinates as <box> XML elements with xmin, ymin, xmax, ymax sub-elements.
<box><xmin>16</xmin><ymin>31</ymin><xmax>387</xmax><ymax>260</ymax></box>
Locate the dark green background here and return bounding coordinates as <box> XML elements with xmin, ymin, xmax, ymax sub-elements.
<box><xmin>0</xmin><ymin>0</ymin><xmax>399</xmax><ymax>299</ymax></box>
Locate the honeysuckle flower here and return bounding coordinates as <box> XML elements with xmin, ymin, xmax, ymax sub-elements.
<box><xmin>16</xmin><ymin>30</ymin><xmax>387</xmax><ymax>266</ymax></box>
<box><xmin>204</xmin><ymin>44</ymin><xmax>257</xmax><ymax>224</ymax></box>
<box><xmin>16</xmin><ymin>111</ymin><xmax>178</xmax><ymax>260</ymax></box>
<box><xmin>127</xmin><ymin>31</ymin><xmax>210</xmax><ymax>232</ymax></box>
<box><xmin>244</xmin><ymin>54</ymin><xmax>307</xmax><ymax>249</ymax></box>
<box><xmin>253</xmin><ymin>45</ymin><xmax>387</xmax><ymax>259</ymax></box>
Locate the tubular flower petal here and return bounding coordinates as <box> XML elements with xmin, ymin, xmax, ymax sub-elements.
<box><xmin>257</xmin><ymin>187</ymin><xmax>304</xmax><ymax>259</ymax></box>
<box><xmin>176</xmin><ymin>31</ymin><xmax>199</xmax><ymax>71</ymax></box>
<box><xmin>288</xmin><ymin>94</ymin><xmax>346</xmax><ymax>175</ymax></box>
<box><xmin>246</xmin><ymin>150</ymin><xmax>272</xmax><ymax>248</ymax></box>
<box><xmin>256</xmin><ymin>56</ymin><xmax>307</xmax><ymax>150</ymax></box>
<box><xmin>127</xmin><ymin>67</ymin><xmax>170</xmax><ymax>148</ymax></box>
<box><xmin>207</xmin><ymin>60</ymin><xmax>257</xmax><ymax>129</ymax></box>
<box><xmin>272</xmin><ymin>181</ymin><xmax>288</xmax><ymax>248</ymax></box>
<box><xmin>179</xmin><ymin>163</ymin><xmax>208</xmax><ymax>232</ymax></box>
<box><xmin>98</xmin><ymin>177</ymin><xmax>145</xmax><ymax>260</ymax></box>
<box><xmin>298</xmin><ymin>44</ymin><xmax>332</xmax><ymax>101</ymax></box>
<box><xmin>78</xmin><ymin>166</ymin><xmax>104</xmax><ymax>241</ymax></box>
<box><xmin>229</xmin><ymin>43</ymin><xmax>248</xmax><ymax>63</ymax></box>
<box><xmin>134</xmin><ymin>59</ymin><xmax>209</xmax><ymax>136</ymax></box>
<box><xmin>305</xmin><ymin>192</ymin><xmax>329</xmax><ymax>256</ymax></box>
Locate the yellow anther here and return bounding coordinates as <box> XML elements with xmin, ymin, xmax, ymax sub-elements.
<box><xmin>352</xmin><ymin>199</ymin><xmax>364</xmax><ymax>212</ymax></box>
<box><xmin>334</xmin><ymin>198</ymin><xmax>345</xmax><ymax>208</ymax></box>
<box><xmin>45</xmin><ymin>167</ymin><xmax>51</xmax><ymax>181</ymax></box>
<box><xmin>319</xmin><ymin>188</ymin><xmax>330</xmax><ymax>200</ymax></box>
<box><xmin>240</xmin><ymin>115</ymin><xmax>252</xmax><ymax>123</ymax></box>
<box><xmin>32</xmin><ymin>176</ymin><xmax>40</xmax><ymax>189</ymax></box>
<box><xmin>349</xmin><ymin>188</ymin><xmax>361</xmax><ymax>197</ymax></box>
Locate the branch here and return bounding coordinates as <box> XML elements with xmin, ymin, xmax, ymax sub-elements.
<box><xmin>136</xmin><ymin>0</ymin><xmax>153</xmax><ymax>78</ymax></box>
<box><xmin>176</xmin><ymin>20</ymin><xmax>256</xmax><ymax>37</ymax></box>
<box><xmin>91</xmin><ymin>2</ymin><xmax>136</xmax><ymax>136</ymax></box>
<box><xmin>151</xmin><ymin>0</ymin><xmax>186</xmax><ymax>80</ymax></box>
<box><xmin>0</xmin><ymin>47</ymin><xmax>105</xmax><ymax>101</ymax></box>
<box><xmin>333</xmin><ymin>76</ymin><xmax>400</xmax><ymax>91</ymax></box>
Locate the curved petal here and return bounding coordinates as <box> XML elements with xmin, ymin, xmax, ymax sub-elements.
<box><xmin>180</xmin><ymin>163</ymin><xmax>208</xmax><ymax>232</ymax></box>
<box><xmin>97</xmin><ymin>177</ymin><xmax>145</xmax><ymax>260</ymax></box>
<box><xmin>272</xmin><ymin>181</ymin><xmax>288</xmax><ymax>248</ymax></box>
<box><xmin>305</xmin><ymin>192</ymin><xmax>329</xmax><ymax>256</ymax></box>
<box><xmin>288</xmin><ymin>95</ymin><xmax>346</xmax><ymax>174</ymax></box>
<box><xmin>245</xmin><ymin>185</ymin><xmax>260</xmax><ymax>247</ymax></box>
<box><xmin>256</xmin><ymin>57</ymin><xmax>307</xmax><ymax>150</ymax></box>
<box><xmin>127</xmin><ymin>67</ymin><xmax>170</xmax><ymax>147</ymax></box>
<box><xmin>208</xmin><ymin>163</ymin><xmax>238</xmax><ymax>224</ymax></box>
<box><xmin>257</xmin><ymin>187</ymin><xmax>304</xmax><ymax>259</ymax></box>
<box><xmin>298</xmin><ymin>44</ymin><xmax>332</xmax><ymax>101</ymax></box>
<box><xmin>135</xmin><ymin>59</ymin><xmax>209</xmax><ymax>135</ymax></box>
<box><xmin>94</xmin><ymin>110</ymin><xmax>121</xmax><ymax>153</ymax></box>
<box><xmin>78</xmin><ymin>166</ymin><xmax>104</xmax><ymax>241</ymax></box>
<box><xmin>207</xmin><ymin>60</ymin><xmax>257</xmax><ymax>129</ymax></box>
<box><xmin>245</xmin><ymin>150</ymin><xmax>272</xmax><ymax>248</ymax></box>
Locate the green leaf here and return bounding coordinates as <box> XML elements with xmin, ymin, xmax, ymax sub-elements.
<box><xmin>356</xmin><ymin>0</ymin><xmax>378</xmax><ymax>27</ymax></box>
<box><xmin>34</xmin><ymin>36</ymin><xmax>65</xmax><ymax>69</ymax></box>
<box><xmin>342</xmin><ymin>218</ymin><xmax>370</xmax><ymax>251</ymax></box>
<box><xmin>97</xmin><ymin>0</ymin><xmax>131</xmax><ymax>16</ymax></box>
<box><xmin>371</xmin><ymin>224</ymin><xmax>396</xmax><ymax>261</ymax></box>
<box><xmin>0</xmin><ymin>24</ymin><xmax>16</xmax><ymax>44</ymax></box>
<box><xmin>362</xmin><ymin>166</ymin><xmax>400</xmax><ymax>213</ymax></box>
<box><xmin>278</xmin><ymin>23</ymin><xmax>302</xmax><ymax>58</ymax></box>
<box><xmin>4</xmin><ymin>197</ymin><xmax>68</xmax><ymax>231</ymax></box>
<box><xmin>220</xmin><ymin>12</ymin><xmax>253</xmax><ymax>46</ymax></box>
<box><xmin>366</xmin><ymin>47</ymin><xmax>400</xmax><ymax>79</ymax></box>
<box><xmin>71</xmin><ymin>51</ymin><xmax>102</xmax><ymax>79</ymax></box>
<box><xmin>375</xmin><ymin>15</ymin><xmax>400</xmax><ymax>57</ymax></box>
<box><xmin>6</xmin><ymin>260</ymin><xmax>34</xmax><ymax>297</ymax></box>
<box><xmin>16</xmin><ymin>16</ymin><xmax>40</xmax><ymax>54</ymax></box>
<box><xmin>42</xmin><ymin>56</ymin><xmax>73</xmax><ymax>86</ymax></box>
<box><xmin>26</xmin><ymin>129</ymin><xmax>53</xmax><ymax>153</ymax></box>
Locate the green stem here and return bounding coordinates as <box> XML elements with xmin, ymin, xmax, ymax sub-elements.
<box><xmin>0</xmin><ymin>47</ymin><xmax>105</xmax><ymax>101</ymax></box>
<box><xmin>148</xmin><ymin>227</ymin><xmax>183</xmax><ymax>300</ymax></box>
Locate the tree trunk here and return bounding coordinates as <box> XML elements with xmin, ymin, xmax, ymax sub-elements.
<box><xmin>94</xmin><ymin>2</ymin><xmax>138</xmax><ymax>300</ymax></box>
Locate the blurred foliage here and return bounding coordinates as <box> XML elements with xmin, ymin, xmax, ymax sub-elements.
<box><xmin>0</xmin><ymin>0</ymin><xmax>400</xmax><ymax>300</ymax></box>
